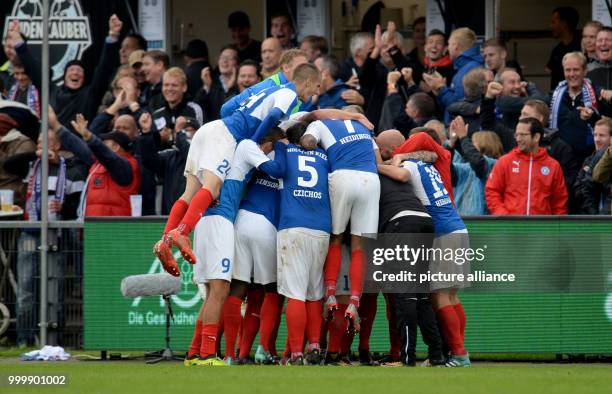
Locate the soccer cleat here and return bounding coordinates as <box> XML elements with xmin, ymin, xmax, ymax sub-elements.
<box><xmin>445</xmin><ymin>354</ymin><xmax>471</xmax><ymax>367</ymax></box>
<box><xmin>324</xmin><ymin>352</ymin><xmax>340</xmax><ymax>366</ymax></box>
<box><xmin>358</xmin><ymin>349</ymin><xmax>380</xmax><ymax>366</ymax></box>
<box><xmin>234</xmin><ymin>357</ymin><xmax>254</xmax><ymax>365</ymax></box>
<box><xmin>183</xmin><ymin>354</ymin><xmax>200</xmax><ymax>366</ymax></box>
<box><xmin>286</xmin><ymin>354</ymin><xmax>304</xmax><ymax>366</ymax></box>
<box><xmin>224</xmin><ymin>357</ymin><xmax>234</xmax><ymax>366</ymax></box>
<box><xmin>324</xmin><ymin>295</ymin><xmax>338</xmax><ymax>322</ymax></box>
<box><xmin>344</xmin><ymin>303</ymin><xmax>360</xmax><ymax>335</ymax></box>
<box><xmin>338</xmin><ymin>354</ymin><xmax>353</xmax><ymax>366</ymax></box>
<box><xmin>154</xmin><ymin>237</ymin><xmax>180</xmax><ymax>276</ymax></box>
<box><xmin>194</xmin><ymin>355</ymin><xmax>230</xmax><ymax>366</ymax></box>
<box><xmin>167</xmin><ymin>229</ymin><xmax>197</xmax><ymax>264</ymax></box>
<box><xmin>305</xmin><ymin>348</ymin><xmax>321</xmax><ymax>365</ymax></box>
<box><xmin>254</xmin><ymin>345</ymin><xmax>276</xmax><ymax>365</ymax></box>
<box><xmin>422</xmin><ymin>357</ymin><xmax>447</xmax><ymax>367</ymax></box>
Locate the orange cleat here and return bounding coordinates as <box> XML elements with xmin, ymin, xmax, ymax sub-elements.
<box><xmin>167</xmin><ymin>229</ymin><xmax>197</xmax><ymax>264</ymax></box>
<box><xmin>154</xmin><ymin>237</ymin><xmax>180</xmax><ymax>277</ymax></box>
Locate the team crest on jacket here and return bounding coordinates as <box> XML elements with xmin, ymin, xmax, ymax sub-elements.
<box><xmin>4</xmin><ymin>0</ymin><xmax>92</xmax><ymax>84</ymax></box>
<box><xmin>541</xmin><ymin>166</ymin><xmax>550</xmax><ymax>176</ymax></box>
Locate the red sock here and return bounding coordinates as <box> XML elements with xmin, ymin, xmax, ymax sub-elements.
<box><xmin>200</xmin><ymin>323</ymin><xmax>220</xmax><ymax>358</ymax></box>
<box><xmin>282</xmin><ymin>336</ymin><xmax>291</xmax><ymax>358</ymax></box>
<box><xmin>437</xmin><ymin>305</ymin><xmax>466</xmax><ymax>356</ymax></box>
<box><xmin>221</xmin><ymin>296</ymin><xmax>243</xmax><ymax>359</ymax></box>
<box><xmin>177</xmin><ymin>188</ymin><xmax>214</xmax><ymax>235</ymax></box>
<box><xmin>305</xmin><ymin>300</ymin><xmax>322</xmax><ymax>349</ymax></box>
<box><xmin>163</xmin><ymin>199</ymin><xmax>189</xmax><ymax>235</ymax></box>
<box><xmin>286</xmin><ymin>298</ymin><xmax>306</xmax><ymax>354</ymax></box>
<box><xmin>239</xmin><ymin>289</ymin><xmax>264</xmax><ymax>359</ymax></box>
<box><xmin>324</xmin><ymin>244</ymin><xmax>342</xmax><ymax>296</ymax></box>
<box><xmin>188</xmin><ymin>319</ymin><xmax>203</xmax><ymax>357</ymax></box>
<box><xmin>453</xmin><ymin>303</ymin><xmax>466</xmax><ymax>343</ymax></box>
<box><xmin>349</xmin><ymin>250</ymin><xmax>365</xmax><ymax>305</ymax></box>
<box><xmin>328</xmin><ymin>304</ymin><xmax>347</xmax><ymax>353</ymax></box>
<box><xmin>259</xmin><ymin>293</ymin><xmax>280</xmax><ymax>352</ymax></box>
<box><xmin>270</xmin><ymin>301</ymin><xmax>283</xmax><ymax>356</ymax></box>
<box><xmin>358</xmin><ymin>294</ymin><xmax>377</xmax><ymax>351</ymax></box>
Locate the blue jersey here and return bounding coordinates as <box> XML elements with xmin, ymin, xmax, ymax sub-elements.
<box><xmin>221</xmin><ymin>73</ymin><xmax>289</xmax><ymax>117</ymax></box>
<box><xmin>240</xmin><ymin>170</ymin><xmax>281</xmax><ymax>228</ymax></box>
<box><xmin>401</xmin><ymin>160</ymin><xmax>466</xmax><ymax>235</ymax></box>
<box><xmin>304</xmin><ymin>119</ymin><xmax>377</xmax><ymax>174</ymax></box>
<box><xmin>222</xmin><ymin>84</ymin><xmax>298</xmax><ymax>142</ymax></box>
<box><xmin>278</xmin><ymin>144</ymin><xmax>331</xmax><ymax>232</ymax></box>
<box><xmin>206</xmin><ymin>140</ymin><xmax>271</xmax><ymax>223</ymax></box>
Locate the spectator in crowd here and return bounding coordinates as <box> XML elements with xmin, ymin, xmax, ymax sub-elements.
<box><xmin>338</xmin><ymin>32</ymin><xmax>373</xmax><ymax>88</ymax></box>
<box><xmin>7</xmin><ymin>59</ymin><xmax>40</xmax><ymax>117</ymax></box>
<box><xmin>361</xmin><ymin>23</ymin><xmax>405</xmax><ymax>132</ymax></box>
<box><xmin>405</xmin><ymin>17</ymin><xmax>427</xmax><ymax>85</ymax></box>
<box><xmin>300</xmin><ymin>35</ymin><xmax>329</xmax><ymax>63</ymax></box>
<box><xmin>1</xmin><ymin>30</ymin><xmax>17</xmax><ymax>89</ymax></box>
<box><xmin>0</xmin><ymin>113</ymin><xmax>36</xmax><ymax>208</ymax></box>
<box><xmin>592</xmin><ymin>135</ymin><xmax>612</xmax><ymax>213</ymax></box>
<box><xmin>153</xmin><ymin>67</ymin><xmax>204</xmax><ymax>132</ymax></box>
<box><xmin>449</xmin><ymin>116</ymin><xmax>502</xmax><ymax>215</ymax></box>
<box><xmin>50</xmin><ymin>108</ymin><xmax>140</xmax><ymax>217</ymax></box>
<box><xmin>229</xmin><ymin>11</ymin><xmax>262</xmax><ymax>63</ymax></box>
<box><xmin>129</xmin><ymin>50</ymin><xmax>147</xmax><ymax>91</ymax></box>
<box><xmin>420</xmin><ymin>29</ymin><xmax>454</xmax><ymax>93</ymax></box>
<box><xmin>10</xmin><ymin>16</ymin><xmax>122</xmax><ymax>128</ymax></box>
<box><xmin>141</xmin><ymin>49</ymin><xmax>170</xmax><ymax>111</ymax></box>
<box><xmin>195</xmin><ymin>47</ymin><xmax>237</xmax><ymax>121</ymax></box>
<box><xmin>119</xmin><ymin>33</ymin><xmax>147</xmax><ymax>66</ymax></box>
<box><xmin>547</xmin><ymin>6</ymin><xmax>581</xmax><ymax>90</ymax></box>
<box><xmin>424</xmin><ymin>119</ymin><xmax>448</xmax><ymax>145</ymax></box>
<box><xmin>495</xmin><ymin>68</ymin><xmax>547</xmax><ymax>129</ymax></box>
<box><xmin>97</xmin><ymin>66</ymin><xmax>137</xmax><ymax>114</ymax></box>
<box><xmin>270</xmin><ymin>12</ymin><xmax>296</xmax><ymax>49</ymax></box>
<box><xmin>380</xmin><ymin>67</ymin><xmax>433</xmax><ymax>137</ymax></box>
<box><xmin>16</xmin><ymin>127</ymin><xmax>85</xmax><ymax>347</ymax></box>
<box><xmin>582</xmin><ymin>20</ymin><xmax>603</xmax><ymax>71</ymax></box>
<box><xmin>138</xmin><ymin>114</ymin><xmax>198</xmax><ymax>214</ymax></box>
<box><xmin>448</xmin><ymin>67</ymin><xmax>493</xmax><ymax>131</ymax></box>
<box><xmin>588</xmin><ymin>27</ymin><xmax>612</xmax><ymax>116</ymax></box>
<box><xmin>313</xmin><ymin>55</ymin><xmax>363</xmax><ymax>109</ymax></box>
<box><xmin>482</xmin><ymin>38</ymin><xmax>523</xmax><ymax>78</ymax></box>
<box><xmin>236</xmin><ymin>60</ymin><xmax>261</xmax><ymax>92</ymax></box>
<box><xmin>422</xmin><ymin>27</ymin><xmax>484</xmax><ymax>120</ymax></box>
<box><xmin>183</xmin><ymin>39</ymin><xmax>210</xmax><ymax>98</ymax></box>
<box><xmin>550</xmin><ymin>52</ymin><xmax>610</xmax><ymax>164</ymax></box>
<box><xmin>481</xmin><ymin>82</ymin><xmax>580</xmax><ymax>196</ymax></box>
<box><xmin>485</xmin><ymin>117</ymin><xmax>568</xmax><ymax>215</ymax></box>
<box><xmin>260</xmin><ymin>37</ymin><xmax>283</xmax><ymax>79</ymax></box>
<box><xmin>574</xmin><ymin>117</ymin><xmax>611</xmax><ymax>214</ymax></box>
<box><xmin>90</xmin><ymin>76</ymin><xmax>142</xmax><ymax>135</ymax></box>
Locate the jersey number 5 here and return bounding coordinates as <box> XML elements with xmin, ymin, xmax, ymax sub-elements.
<box><xmin>297</xmin><ymin>156</ymin><xmax>318</xmax><ymax>188</ymax></box>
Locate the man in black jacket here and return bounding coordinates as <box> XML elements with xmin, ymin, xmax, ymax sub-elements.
<box><xmin>9</xmin><ymin>16</ymin><xmax>121</xmax><ymax>128</ymax></box>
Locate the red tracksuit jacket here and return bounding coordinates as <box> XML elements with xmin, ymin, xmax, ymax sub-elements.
<box><xmin>485</xmin><ymin>147</ymin><xmax>568</xmax><ymax>215</ymax></box>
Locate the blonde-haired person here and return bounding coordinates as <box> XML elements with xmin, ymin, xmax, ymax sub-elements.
<box><xmin>449</xmin><ymin>116</ymin><xmax>503</xmax><ymax>215</ymax></box>
<box><xmin>582</xmin><ymin>20</ymin><xmax>603</xmax><ymax>72</ymax></box>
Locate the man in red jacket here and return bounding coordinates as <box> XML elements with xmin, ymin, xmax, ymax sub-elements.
<box><xmin>485</xmin><ymin>117</ymin><xmax>568</xmax><ymax>215</ymax></box>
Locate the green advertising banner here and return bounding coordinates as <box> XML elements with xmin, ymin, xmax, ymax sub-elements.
<box><xmin>84</xmin><ymin>218</ymin><xmax>612</xmax><ymax>354</ymax></box>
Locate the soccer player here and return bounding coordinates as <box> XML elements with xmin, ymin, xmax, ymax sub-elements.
<box><xmin>300</xmin><ymin>107</ymin><xmax>380</xmax><ymax>334</ymax></box>
<box><xmin>276</xmin><ymin>121</ymin><xmax>331</xmax><ymax>365</ymax></box>
<box><xmin>184</xmin><ymin>129</ymin><xmax>286</xmax><ymax>366</ymax></box>
<box><xmin>153</xmin><ymin>63</ymin><xmax>321</xmax><ymax>277</ymax></box>
<box><xmin>381</xmin><ymin>129</ymin><xmax>471</xmax><ymax>367</ymax></box>
<box><xmin>224</xmin><ymin>167</ymin><xmax>282</xmax><ymax>364</ymax></box>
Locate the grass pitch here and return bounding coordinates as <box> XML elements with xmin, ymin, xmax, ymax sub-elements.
<box><xmin>1</xmin><ymin>360</ymin><xmax>611</xmax><ymax>394</ymax></box>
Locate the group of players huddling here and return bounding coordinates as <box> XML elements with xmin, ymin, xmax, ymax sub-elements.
<box><xmin>152</xmin><ymin>62</ymin><xmax>471</xmax><ymax>368</ymax></box>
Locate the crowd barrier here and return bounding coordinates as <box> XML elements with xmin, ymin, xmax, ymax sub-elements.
<box><xmin>80</xmin><ymin>216</ymin><xmax>612</xmax><ymax>355</ymax></box>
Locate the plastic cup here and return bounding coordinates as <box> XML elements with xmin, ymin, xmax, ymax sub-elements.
<box><xmin>0</xmin><ymin>190</ymin><xmax>14</xmax><ymax>212</ymax></box>
<box><xmin>130</xmin><ymin>195</ymin><xmax>142</xmax><ymax>217</ymax></box>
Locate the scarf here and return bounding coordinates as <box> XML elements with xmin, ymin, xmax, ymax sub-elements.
<box><xmin>25</xmin><ymin>157</ymin><xmax>67</xmax><ymax>221</ymax></box>
<box><xmin>8</xmin><ymin>83</ymin><xmax>40</xmax><ymax>117</ymax></box>
<box><xmin>550</xmin><ymin>79</ymin><xmax>598</xmax><ymax>130</ymax></box>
